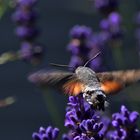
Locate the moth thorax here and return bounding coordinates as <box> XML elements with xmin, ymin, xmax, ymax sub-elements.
<box><xmin>75</xmin><ymin>66</ymin><xmax>97</xmax><ymax>81</ymax></box>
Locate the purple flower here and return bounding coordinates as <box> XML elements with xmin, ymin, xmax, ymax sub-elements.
<box><xmin>67</xmin><ymin>39</ymin><xmax>82</xmax><ymax>55</ymax></box>
<box><xmin>67</xmin><ymin>26</ymin><xmax>107</xmax><ymax>71</ymax></box>
<box><xmin>108</xmin><ymin>12</ymin><xmax>123</xmax><ymax>38</ymax></box>
<box><xmin>19</xmin><ymin>42</ymin><xmax>43</xmax><ymax>64</ymax></box>
<box><xmin>68</xmin><ymin>56</ymin><xmax>83</xmax><ymax>70</ymax></box>
<box><xmin>67</xmin><ymin>26</ymin><xmax>91</xmax><ymax>70</ymax></box>
<box><xmin>100</xmin><ymin>12</ymin><xmax>123</xmax><ymax>40</ymax></box>
<box><xmin>19</xmin><ymin>42</ymin><xmax>32</xmax><ymax>60</ymax></box>
<box><xmin>109</xmin><ymin>105</ymin><xmax>140</xmax><ymax>140</ymax></box>
<box><xmin>17</xmin><ymin>0</ymin><xmax>37</xmax><ymax>7</ymax></box>
<box><xmin>70</xmin><ymin>25</ymin><xmax>92</xmax><ymax>39</ymax></box>
<box><xmin>108</xmin><ymin>12</ymin><xmax>122</xmax><ymax>26</ymax></box>
<box><xmin>32</xmin><ymin>126</ymin><xmax>59</xmax><ymax>140</ymax></box>
<box><xmin>67</xmin><ymin>25</ymin><xmax>92</xmax><ymax>56</ymax></box>
<box><xmin>13</xmin><ymin>0</ymin><xmax>39</xmax><ymax>40</ymax></box>
<box><xmin>100</xmin><ymin>19</ymin><xmax>110</xmax><ymax>31</ymax></box>
<box><xmin>12</xmin><ymin>9</ymin><xmax>37</xmax><ymax>24</ymax></box>
<box><xmin>62</xmin><ymin>134</ymin><xmax>72</xmax><ymax>140</ymax></box>
<box><xmin>93</xmin><ymin>0</ymin><xmax>119</xmax><ymax>14</ymax></box>
<box><xmin>15</xmin><ymin>26</ymin><xmax>39</xmax><ymax>40</ymax></box>
<box><xmin>64</xmin><ymin>95</ymin><xmax>105</xmax><ymax>140</ymax></box>
<box><xmin>12</xmin><ymin>0</ymin><xmax>43</xmax><ymax>64</ymax></box>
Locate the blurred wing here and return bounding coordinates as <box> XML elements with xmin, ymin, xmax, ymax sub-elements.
<box><xmin>63</xmin><ymin>78</ymin><xmax>84</xmax><ymax>96</ymax></box>
<box><xmin>28</xmin><ymin>70</ymin><xmax>84</xmax><ymax>96</ymax></box>
<box><xmin>96</xmin><ymin>69</ymin><xmax>140</xmax><ymax>95</ymax></box>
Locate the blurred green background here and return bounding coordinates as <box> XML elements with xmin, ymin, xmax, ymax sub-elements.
<box><xmin>0</xmin><ymin>0</ymin><xmax>140</xmax><ymax>140</ymax></box>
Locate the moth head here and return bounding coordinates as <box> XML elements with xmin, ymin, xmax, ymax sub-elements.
<box><xmin>83</xmin><ymin>90</ymin><xmax>107</xmax><ymax>110</ymax></box>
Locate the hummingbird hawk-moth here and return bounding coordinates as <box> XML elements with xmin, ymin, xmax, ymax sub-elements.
<box><xmin>28</xmin><ymin>53</ymin><xmax>140</xmax><ymax>110</ymax></box>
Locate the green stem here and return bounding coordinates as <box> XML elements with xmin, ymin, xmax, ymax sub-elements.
<box><xmin>111</xmin><ymin>40</ymin><xmax>124</xmax><ymax>69</ymax></box>
<box><xmin>42</xmin><ymin>89</ymin><xmax>65</xmax><ymax>132</ymax></box>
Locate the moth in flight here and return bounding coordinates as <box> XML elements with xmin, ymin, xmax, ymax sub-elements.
<box><xmin>28</xmin><ymin>53</ymin><xmax>140</xmax><ymax>110</ymax></box>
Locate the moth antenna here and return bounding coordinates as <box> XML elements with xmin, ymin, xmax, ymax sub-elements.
<box><xmin>84</xmin><ymin>52</ymin><xmax>101</xmax><ymax>67</ymax></box>
<box><xmin>50</xmin><ymin>63</ymin><xmax>74</xmax><ymax>69</ymax></box>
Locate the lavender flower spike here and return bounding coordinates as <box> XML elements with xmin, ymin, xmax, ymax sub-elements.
<box><xmin>32</xmin><ymin>126</ymin><xmax>59</xmax><ymax>140</ymax></box>
<box><xmin>12</xmin><ymin>0</ymin><xmax>43</xmax><ymax>63</ymax></box>
<box><xmin>93</xmin><ymin>0</ymin><xmax>119</xmax><ymax>14</ymax></box>
<box><xmin>110</xmin><ymin>105</ymin><xmax>140</xmax><ymax>140</ymax></box>
<box><xmin>64</xmin><ymin>95</ymin><xmax>105</xmax><ymax>140</ymax></box>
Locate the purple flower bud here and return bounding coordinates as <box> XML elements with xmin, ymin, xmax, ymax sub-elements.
<box><xmin>19</xmin><ymin>42</ymin><xmax>32</xmax><ymax>60</ymax></box>
<box><xmin>42</xmin><ymin>134</ymin><xmax>48</xmax><ymax>140</ymax></box>
<box><xmin>79</xmin><ymin>121</ymin><xmax>87</xmax><ymax>132</ymax></box>
<box><xmin>32</xmin><ymin>126</ymin><xmax>59</xmax><ymax>140</ymax></box>
<box><xmin>67</xmin><ymin>41</ymin><xmax>80</xmax><ymax>55</ymax></box>
<box><xmin>12</xmin><ymin>10</ymin><xmax>37</xmax><ymax>24</ymax></box>
<box><xmin>86</xmin><ymin>119</ymin><xmax>93</xmax><ymax>131</ymax></box>
<box><xmin>39</xmin><ymin>127</ymin><xmax>46</xmax><ymax>134</ymax></box>
<box><xmin>92</xmin><ymin>115</ymin><xmax>100</xmax><ymax>121</ymax></box>
<box><xmin>123</xmin><ymin>117</ymin><xmax>129</xmax><ymax>125</ymax></box>
<box><xmin>69</xmin><ymin>56</ymin><xmax>83</xmax><ymax>70</ymax></box>
<box><xmin>118</xmin><ymin>129</ymin><xmax>127</xmax><ymax>139</ymax></box>
<box><xmin>90</xmin><ymin>58</ymin><xmax>102</xmax><ymax>72</ymax></box>
<box><xmin>70</xmin><ymin>115</ymin><xmax>78</xmax><ymax>124</ymax></box>
<box><xmin>98</xmin><ymin>122</ymin><xmax>104</xmax><ymax>131</ymax></box>
<box><xmin>120</xmin><ymin>105</ymin><xmax>128</xmax><ymax>114</ymax></box>
<box><xmin>32</xmin><ymin>133</ymin><xmax>41</xmax><ymax>140</ymax></box>
<box><xmin>73</xmin><ymin>136</ymin><xmax>80</xmax><ymax>140</ymax></box>
<box><xmin>93</xmin><ymin>123</ymin><xmax>99</xmax><ymax>131</ymax></box>
<box><xmin>108</xmin><ymin>12</ymin><xmax>122</xmax><ymax>26</ymax></box>
<box><xmin>70</xmin><ymin>25</ymin><xmax>92</xmax><ymax>39</ymax></box>
<box><xmin>65</xmin><ymin>119</ymin><xmax>74</xmax><ymax>128</ymax></box>
<box><xmin>46</xmin><ymin>126</ymin><xmax>53</xmax><ymax>139</ymax></box>
<box><xmin>12</xmin><ymin>0</ymin><xmax>43</xmax><ymax>64</ymax></box>
<box><xmin>112</xmin><ymin>120</ymin><xmax>119</xmax><ymax>128</ymax></box>
<box><xmin>93</xmin><ymin>0</ymin><xmax>119</xmax><ymax>14</ymax></box>
<box><xmin>90</xmin><ymin>137</ymin><xmax>95</xmax><ymax>140</ymax></box>
<box><xmin>52</xmin><ymin>128</ymin><xmax>59</xmax><ymax>139</ymax></box>
<box><xmin>17</xmin><ymin>0</ymin><xmax>37</xmax><ymax>7</ymax></box>
<box><xmin>100</xmin><ymin>19</ymin><xmax>109</xmax><ymax>31</ymax></box>
<box><xmin>15</xmin><ymin>26</ymin><xmax>39</xmax><ymax>40</ymax></box>
<box><xmin>64</xmin><ymin>96</ymin><xmax>105</xmax><ymax>139</ymax></box>
<box><xmin>110</xmin><ymin>105</ymin><xmax>140</xmax><ymax>140</ymax></box>
<box><xmin>62</xmin><ymin>134</ymin><xmax>71</xmax><ymax>140</ymax></box>
<box><xmin>129</xmin><ymin>111</ymin><xmax>139</xmax><ymax>123</ymax></box>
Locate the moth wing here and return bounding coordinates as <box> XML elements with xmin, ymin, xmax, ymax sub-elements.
<box><xmin>28</xmin><ymin>70</ymin><xmax>84</xmax><ymax>96</ymax></box>
<box><xmin>96</xmin><ymin>69</ymin><xmax>140</xmax><ymax>95</ymax></box>
<box><xmin>62</xmin><ymin>77</ymin><xmax>84</xmax><ymax>96</ymax></box>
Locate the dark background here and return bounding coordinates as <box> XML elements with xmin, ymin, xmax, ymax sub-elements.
<box><xmin>0</xmin><ymin>0</ymin><xmax>140</xmax><ymax>140</ymax></box>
